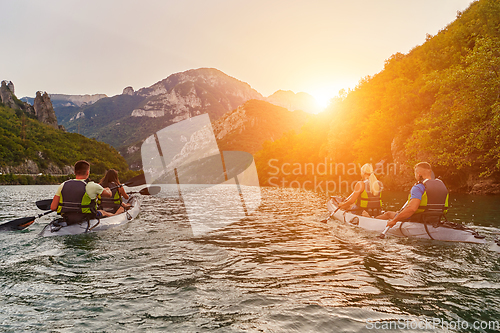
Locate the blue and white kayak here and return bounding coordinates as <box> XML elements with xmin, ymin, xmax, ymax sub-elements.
<box><xmin>327</xmin><ymin>196</ymin><xmax>487</xmax><ymax>244</ymax></box>
<box><xmin>39</xmin><ymin>195</ymin><xmax>141</xmax><ymax>237</ymax></box>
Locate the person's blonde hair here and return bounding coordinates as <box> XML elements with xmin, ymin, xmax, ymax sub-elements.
<box><xmin>360</xmin><ymin>163</ymin><xmax>380</xmax><ymax>196</ymax></box>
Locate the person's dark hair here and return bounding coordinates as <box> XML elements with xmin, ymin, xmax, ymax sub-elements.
<box><xmin>74</xmin><ymin>160</ymin><xmax>90</xmax><ymax>176</ymax></box>
<box><xmin>414</xmin><ymin>162</ymin><xmax>432</xmax><ymax>170</ymax></box>
<box><xmin>100</xmin><ymin>169</ymin><xmax>120</xmax><ymax>188</ymax></box>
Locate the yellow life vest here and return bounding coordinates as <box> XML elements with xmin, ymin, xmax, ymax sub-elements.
<box><xmin>356</xmin><ymin>180</ymin><xmax>382</xmax><ymax>209</ymax></box>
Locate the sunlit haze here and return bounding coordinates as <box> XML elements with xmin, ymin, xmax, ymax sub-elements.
<box><xmin>2</xmin><ymin>0</ymin><xmax>473</xmax><ymax>102</ymax></box>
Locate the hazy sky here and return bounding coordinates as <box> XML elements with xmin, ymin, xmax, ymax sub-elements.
<box><xmin>2</xmin><ymin>0</ymin><xmax>473</xmax><ymax>105</ymax></box>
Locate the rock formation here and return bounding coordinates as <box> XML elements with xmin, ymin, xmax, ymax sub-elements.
<box><xmin>0</xmin><ymin>80</ymin><xmax>20</xmax><ymax>110</ymax></box>
<box><xmin>1</xmin><ymin>80</ymin><xmax>36</xmax><ymax>115</ymax></box>
<box><xmin>34</xmin><ymin>91</ymin><xmax>59</xmax><ymax>129</ymax></box>
<box><xmin>122</xmin><ymin>86</ymin><xmax>135</xmax><ymax>95</ymax></box>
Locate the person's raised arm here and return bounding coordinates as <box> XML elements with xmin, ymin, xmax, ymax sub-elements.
<box><xmin>119</xmin><ymin>186</ymin><xmax>129</xmax><ymax>200</ymax></box>
<box><xmin>101</xmin><ymin>187</ymin><xmax>112</xmax><ymax>197</ymax></box>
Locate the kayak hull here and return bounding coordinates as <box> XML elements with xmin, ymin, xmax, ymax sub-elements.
<box><xmin>327</xmin><ymin>197</ymin><xmax>486</xmax><ymax>244</ymax></box>
<box><xmin>39</xmin><ymin>195</ymin><xmax>141</xmax><ymax>237</ymax></box>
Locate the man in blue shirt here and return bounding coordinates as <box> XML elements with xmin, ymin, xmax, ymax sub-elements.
<box><xmin>377</xmin><ymin>162</ymin><xmax>446</xmax><ymax>227</ymax></box>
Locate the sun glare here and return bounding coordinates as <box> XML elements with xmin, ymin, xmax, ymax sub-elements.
<box><xmin>311</xmin><ymin>91</ymin><xmax>333</xmax><ymax>109</ymax></box>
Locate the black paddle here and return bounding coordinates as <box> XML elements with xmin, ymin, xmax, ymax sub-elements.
<box><xmin>129</xmin><ymin>186</ymin><xmax>161</xmax><ymax>196</ymax></box>
<box><xmin>119</xmin><ymin>173</ymin><xmax>147</xmax><ymax>188</ymax></box>
<box><xmin>36</xmin><ymin>199</ymin><xmax>53</xmax><ymax>210</ymax></box>
<box><xmin>0</xmin><ymin>211</ymin><xmax>54</xmax><ymax>232</ymax></box>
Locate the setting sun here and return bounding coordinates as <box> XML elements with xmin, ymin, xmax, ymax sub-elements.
<box><xmin>309</xmin><ymin>82</ymin><xmax>354</xmax><ymax>110</ymax></box>
<box><xmin>311</xmin><ymin>91</ymin><xmax>333</xmax><ymax>109</ymax></box>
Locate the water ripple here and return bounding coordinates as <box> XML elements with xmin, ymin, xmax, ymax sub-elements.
<box><xmin>0</xmin><ymin>186</ymin><xmax>499</xmax><ymax>332</ymax></box>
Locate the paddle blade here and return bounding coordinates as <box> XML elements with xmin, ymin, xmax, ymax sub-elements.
<box><xmin>0</xmin><ymin>216</ymin><xmax>36</xmax><ymax>231</ymax></box>
<box><xmin>123</xmin><ymin>174</ymin><xmax>146</xmax><ymax>187</ymax></box>
<box><xmin>36</xmin><ymin>199</ymin><xmax>53</xmax><ymax>211</ymax></box>
<box><xmin>139</xmin><ymin>186</ymin><xmax>161</xmax><ymax>195</ymax></box>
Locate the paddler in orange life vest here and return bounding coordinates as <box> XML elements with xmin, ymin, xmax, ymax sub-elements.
<box><xmin>338</xmin><ymin>163</ymin><xmax>383</xmax><ymax>217</ymax></box>
<box><xmin>50</xmin><ymin>160</ymin><xmax>113</xmax><ymax>224</ymax></box>
<box><xmin>377</xmin><ymin>162</ymin><xmax>449</xmax><ymax>227</ymax></box>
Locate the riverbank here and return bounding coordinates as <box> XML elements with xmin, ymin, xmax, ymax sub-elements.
<box><xmin>0</xmin><ymin>173</ymin><xmax>70</xmax><ymax>185</ymax></box>
<box><xmin>0</xmin><ymin>170</ymin><xmax>143</xmax><ymax>185</ymax></box>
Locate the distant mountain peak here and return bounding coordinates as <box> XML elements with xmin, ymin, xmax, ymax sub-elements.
<box><xmin>130</xmin><ymin>67</ymin><xmax>264</xmax><ymax>121</ymax></box>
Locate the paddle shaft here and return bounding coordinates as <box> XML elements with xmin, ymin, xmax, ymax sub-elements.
<box><xmin>321</xmin><ymin>197</ymin><xmax>343</xmax><ymax>223</ymax></box>
<box><xmin>379</xmin><ymin>226</ymin><xmax>391</xmax><ymax>239</ymax></box>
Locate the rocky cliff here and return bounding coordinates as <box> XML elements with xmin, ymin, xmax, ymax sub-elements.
<box><xmin>0</xmin><ymin>80</ymin><xmax>17</xmax><ymax>109</ymax></box>
<box><xmin>0</xmin><ymin>80</ymin><xmax>35</xmax><ymax>115</ymax></box>
<box><xmin>34</xmin><ymin>91</ymin><xmax>59</xmax><ymax>129</ymax></box>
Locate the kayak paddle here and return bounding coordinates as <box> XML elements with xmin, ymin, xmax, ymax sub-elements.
<box><xmin>129</xmin><ymin>186</ymin><xmax>161</xmax><ymax>196</ymax></box>
<box><xmin>36</xmin><ymin>199</ymin><xmax>53</xmax><ymax>210</ymax></box>
<box><xmin>321</xmin><ymin>207</ymin><xmax>340</xmax><ymax>223</ymax></box>
<box><xmin>121</xmin><ymin>174</ymin><xmax>147</xmax><ymax>188</ymax></box>
<box><xmin>0</xmin><ymin>210</ymin><xmax>54</xmax><ymax>232</ymax></box>
<box><xmin>320</xmin><ymin>196</ymin><xmax>345</xmax><ymax>223</ymax></box>
<box><xmin>379</xmin><ymin>226</ymin><xmax>391</xmax><ymax>239</ymax></box>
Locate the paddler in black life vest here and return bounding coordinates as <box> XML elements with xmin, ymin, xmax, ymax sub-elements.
<box><xmin>98</xmin><ymin>169</ymin><xmax>131</xmax><ymax>215</ymax></box>
<box><xmin>377</xmin><ymin>162</ymin><xmax>449</xmax><ymax>227</ymax></box>
<box><xmin>50</xmin><ymin>160</ymin><xmax>113</xmax><ymax>224</ymax></box>
<box><xmin>338</xmin><ymin>163</ymin><xmax>383</xmax><ymax>217</ymax></box>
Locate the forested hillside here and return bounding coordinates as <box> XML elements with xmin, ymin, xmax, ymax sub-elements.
<box><xmin>0</xmin><ymin>104</ymin><xmax>129</xmax><ymax>177</ymax></box>
<box><xmin>255</xmin><ymin>0</ymin><xmax>500</xmax><ymax>193</ymax></box>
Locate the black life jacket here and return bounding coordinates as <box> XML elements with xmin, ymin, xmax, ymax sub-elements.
<box><xmin>408</xmin><ymin>178</ymin><xmax>449</xmax><ymax>223</ymax></box>
<box><xmin>57</xmin><ymin>179</ymin><xmax>97</xmax><ymax>224</ymax></box>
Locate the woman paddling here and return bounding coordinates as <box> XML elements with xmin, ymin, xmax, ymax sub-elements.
<box><xmin>337</xmin><ymin>163</ymin><xmax>383</xmax><ymax>217</ymax></box>
<box><xmin>98</xmin><ymin>169</ymin><xmax>131</xmax><ymax>215</ymax></box>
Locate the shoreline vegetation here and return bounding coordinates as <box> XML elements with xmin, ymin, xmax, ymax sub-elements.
<box><xmin>0</xmin><ymin>170</ymin><xmax>143</xmax><ymax>186</ymax></box>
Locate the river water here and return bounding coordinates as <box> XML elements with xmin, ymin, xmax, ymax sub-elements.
<box><xmin>0</xmin><ymin>185</ymin><xmax>499</xmax><ymax>332</ymax></box>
